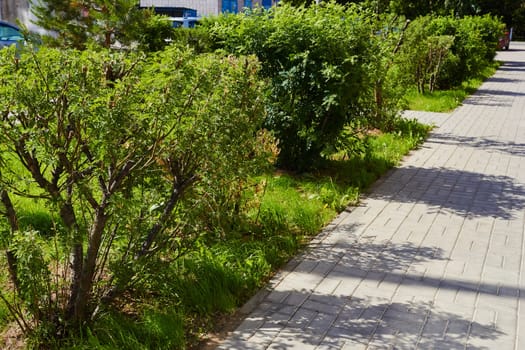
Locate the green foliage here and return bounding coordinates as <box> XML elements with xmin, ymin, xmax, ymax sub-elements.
<box><xmin>365</xmin><ymin>14</ymin><xmax>413</xmax><ymax>130</ymax></box>
<box><xmin>397</xmin><ymin>14</ymin><xmax>504</xmax><ymax>92</ymax></box>
<box><xmin>204</xmin><ymin>3</ymin><xmax>376</xmax><ymax>171</ymax></box>
<box><xmin>135</xmin><ymin>15</ymin><xmax>176</xmax><ymax>52</ymax></box>
<box><xmin>61</xmin><ymin>308</ymin><xmax>185</xmax><ymax>350</ymax></box>
<box><xmin>170</xmin><ymin>26</ymin><xmax>213</xmax><ymax>54</ymax></box>
<box><xmin>0</xmin><ymin>44</ymin><xmax>269</xmax><ymax>340</ymax></box>
<box><xmin>255</xmin><ymin>175</ymin><xmax>338</xmax><ymax>234</ymax></box>
<box><xmin>11</xmin><ymin>231</ymin><xmax>51</xmax><ymax>319</ymax></box>
<box><xmin>30</xmin><ymin>0</ymin><xmax>172</xmax><ymax>50</ymax></box>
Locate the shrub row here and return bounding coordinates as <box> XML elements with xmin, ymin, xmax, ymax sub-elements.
<box><xmin>189</xmin><ymin>3</ymin><xmax>504</xmax><ymax>171</ymax></box>
<box><xmin>396</xmin><ymin>14</ymin><xmax>504</xmax><ymax>92</ymax></box>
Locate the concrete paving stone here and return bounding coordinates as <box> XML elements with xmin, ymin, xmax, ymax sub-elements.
<box><xmin>305</xmin><ymin>312</ymin><xmax>340</xmax><ymax>335</ymax></box>
<box><xmin>467</xmin><ymin>322</ymin><xmax>500</xmax><ymax>342</ymax></box>
<box><xmin>302</xmin><ymin>298</ymin><xmax>346</xmax><ymax>316</ymax></box>
<box><xmin>330</xmin><ymin>278</ymin><xmax>363</xmax><ymax>298</ymax></box>
<box><xmin>440</xmin><ymin>261</ymin><xmax>467</xmax><ymax>277</ymax></box>
<box><xmin>339</xmin><ymin>340</ymin><xmax>368</xmax><ymax>350</ymax></box>
<box><xmin>314</xmin><ymin>277</ymin><xmax>343</xmax><ymax>295</ymax></box>
<box><xmin>358</xmin><ymin>303</ymin><xmax>389</xmax><ymax>322</ymax></box>
<box><xmin>489</xmin><ymin>232</ymin><xmax>512</xmax><ymax>247</ymax></box>
<box><xmin>327</xmin><ymin>321</ymin><xmax>378</xmax><ymax>343</ymax></box>
<box><xmin>472</xmin><ymin>307</ymin><xmax>496</xmax><ymax>326</ymax></box>
<box><xmin>216</xmin><ymin>339</ymin><xmax>268</xmax><ymax>350</ymax></box>
<box><xmin>423</xmin><ymin>259</ymin><xmax>448</xmax><ymax>281</ymax></box>
<box><xmin>295</xmin><ymin>258</ymin><xmax>322</xmax><ymax>274</ymax></box>
<box><xmin>452</xmin><ymin>289</ymin><xmax>479</xmax><ymax>309</ymax></box>
<box><xmin>310</xmin><ymin>260</ymin><xmax>339</xmax><ymax>278</ymax></box>
<box><xmin>406</xmin><ymin>263</ymin><xmax>428</xmax><ymax>277</ymax></box>
<box><xmin>482</xmin><ymin>267</ymin><xmax>519</xmax><ymax>285</ymax></box>
<box><xmin>248</xmin><ymin>301</ymin><xmax>283</xmax><ymax>317</ymax></box>
<box><xmin>420</xmin><ymin>316</ymin><xmax>448</xmax><ymax>339</ymax></box>
<box><xmin>377</xmin><ymin>274</ymin><xmax>404</xmax><ymax>292</ymax></box>
<box><xmin>381</xmin><ymin>310</ymin><xmax>427</xmax><ymax>329</ymax></box>
<box><xmin>466</xmin><ymin>336</ymin><xmax>512</xmax><ymax>350</ymax></box>
<box><xmin>232</xmin><ymin>316</ymin><xmax>267</xmax><ymax>340</ymax></box>
<box><xmin>476</xmin><ymin>282</ymin><xmax>499</xmax><ymax>295</ymax></box>
<box><xmin>428</xmin><ymin>340</ymin><xmax>469</xmax><ymax>350</ymax></box>
<box><xmin>262</xmin><ymin>311</ymin><xmax>296</xmax><ymax>329</ymax></box>
<box><xmin>495</xmin><ymin>309</ymin><xmax>519</xmax><ymax>330</ymax></box>
<box><xmin>266</xmin><ymin>289</ymin><xmax>291</xmax><ymax>304</ymax></box>
<box><xmin>433</xmin><ymin>287</ymin><xmax>460</xmax><ymax>307</ymax></box>
<box><xmin>283</xmin><ymin>290</ymin><xmax>312</xmax><ymax>308</ymax></box>
<box><xmin>287</xmin><ymin>308</ymin><xmax>318</xmax><ymax>329</ymax></box>
<box><xmin>333</xmin><ymin>302</ymin><xmax>368</xmax><ymax>325</ymax></box>
<box><xmin>243</xmin><ymin>332</ymin><xmax>277</xmax><ymax>348</ymax></box>
<box><xmin>308</xmin><ymin>293</ymin><xmax>347</xmax><ymax>309</ymax></box>
<box><xmin>353</xmin><ymin>285</ymin><xmax>396</xmax><ymax>301</ymax></box>
<box><xmin>367</xmin><ymin>334</ymin><xmax>406</xmax><ymax>350</ymax></box>
<box><xmin>443</xmin><ymin>319</ymin><xmax>473</xmax><ymax>340</ymax></box>
<box><xmin>390</xmin><ymin>293</ymin><xmax>417</xmax><ymax>306</ymax></box>
<box><xmin>314</xmin><ymin>339</ymin><xmax>345</xmax><ymax>350</ymax></box>
<box><xmin>267</xmin><ymin>330</ymin><xmax>320</xmax><ymax>350</ymax></box>
<box><xmin>484</xmin><ymin>253</ymin><xmax>505</xmax><ymax>268</ymax></box>
<box><xmin>476</xmin><ymin>293</ymin><xmax>518</xmax><ymax>314</ymax></box>
<box><xmin>279</xmin><ymin>271</ymin><xmax>325</xmax><ymax>292</ymax></box>
<box><xmin>515</xmin><ymin>312</ymin><xmax>525</xmax><ymax>350</ymax></box>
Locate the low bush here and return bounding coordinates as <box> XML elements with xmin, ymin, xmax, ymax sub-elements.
<box><xmin>203</xmin><ymin>3</ymin><xmax>379</xmax><ymax>171</ymax></box>
<box><xmin>397</xmin><ymin>14</ymin><xmax>504</xmax><ymax>91</ymax></box>
<box><xmin>0</xmin><ymin>44</ymin><xmax>271</xmax><ymax>342</ymax></box>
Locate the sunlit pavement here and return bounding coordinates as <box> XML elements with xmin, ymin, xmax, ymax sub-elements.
<box><xmin>217</xmin><ymin>42</ymin><xmax>525</xmax><ymax>350</ymax></box>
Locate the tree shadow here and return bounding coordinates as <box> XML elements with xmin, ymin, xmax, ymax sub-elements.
<box><xmin>483</xmin><ymin>76</ymin><xmax>524</xmax><ymax>84</ymax></box>
<box><xmin>222</xmin><ymin>293</ymin><xmax>504</xmax><ymax>350</ymax></box>
<box><xmin>369</xmin><ymin>166</ymin><xmax>525</xmax><ymax>220</ymax></box>
<box><xmin>219</xmin><ymin>234</ymin><xmax>515</xmax><ymax>349</ymax></box>
<box><xmin>461</xmin><ymin>88</ymin><xmax>523</xmax><ymax>107</ymax></box>
<box><xmin>322</xmin><ymin>298</ymin><xmax>504</xmax><ymax>350</ymax></box>
<box><xmin>425</xmin><ymin>132</ymin><xmax>525</xmax><ymax>157</ymax></box>
<box><xmin>306</xmin><ymin>232</ymin><xmax>446</xmax><ymax>275</ymax></box>
<box><xmin>493</xmin><ymin>60</ymin><xmax>525</xmax><ymax>73</ymax></box>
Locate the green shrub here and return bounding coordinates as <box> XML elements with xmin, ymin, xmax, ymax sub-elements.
<box><xmin>0</xmin><ymin>44</ymin><xmax>270</xmax><ymax>341</ymax></box>
<box><xmin>398</xmin><ymin>14</ymin><xmax>504</xmax><ymax>91</ymax></box>
<box><xmin>204</xmin><ymin>3</ymin><xmax>375</xmax><ymax>171</ymax></box>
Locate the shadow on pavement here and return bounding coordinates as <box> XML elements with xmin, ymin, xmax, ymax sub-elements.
<box><xmin>370</xmin><ymin>166</ymin><xmax>525</xmax><ymax>220</ymax></box>
<box><xmin>462</xmin><ymin>88</ymin><xmax>523</xmax><ymax>107</ymax></box>
<box><xmin>496</xmin><ymin>61</ymin><xmax>525</xmax><ymax>73</ymax></box>
<box><xmin>220</xmin><ymin>227</ymin><xmax>511</xmax><ymax>349</ymax></box>
<box><xmin>483</xmin><ymin>76</ymin><xmax>524</xmax><ymax>84</ymax></box>
<box><xmin>228</xmin><ymin>292</ymin><xmax>503</xmax><ymax>349</ymax></box>
<box><xmin>426</xmin><ymin>132</ymin><xmax>525</xmax><ymax>157</ymax></box>
<box><xmin>307</xmin><ymin>236</ymin><xmax>445</xmax><ymax>275</ymax></box>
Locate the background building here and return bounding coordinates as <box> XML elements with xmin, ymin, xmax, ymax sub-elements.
<box><xmin>139</xmin><ymin>0</ymin><xmax>278</xmax><ymax>17</ymax></box>
<box><xmin>0</xmin><ymin>0</ymin><xmax>29</xmax><ymax>23</ymax></box>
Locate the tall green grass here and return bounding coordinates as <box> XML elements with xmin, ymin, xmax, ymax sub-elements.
<box><xmin>405</xmin><ymin>62</ymin><xmax>499</xmax><ymax>112</ymax></box>
<box><xmin>50</xmin><ymin>308</ymin><xmax>186</xmax><ymax>350</ymax></box>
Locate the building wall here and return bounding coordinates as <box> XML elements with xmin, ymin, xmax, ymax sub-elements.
<box><xmin>0</xmin><ymin>0</ymin><xmax>29</xmax><ymax>23</ymax></box>
<box><xmin>140</xmin><ymin>0</ymin><xmax>220</xmax><ymax>16</ymax></box>
<box><xmin>140</xmin><ymin>0</ymin><xmax>278</xmax><ymax>16</ymax></box>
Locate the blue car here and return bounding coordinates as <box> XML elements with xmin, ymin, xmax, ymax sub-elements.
<box><xmin>0</xmin><ymin>21</ymin><xmax>24</xmax><ymax>49</ymax></box>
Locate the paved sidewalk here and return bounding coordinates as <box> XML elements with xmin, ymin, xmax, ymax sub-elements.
<box><xmin>217</xmin><ymin>42</ymin><xmax>525</xmax><ymax>350</ymax></box>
